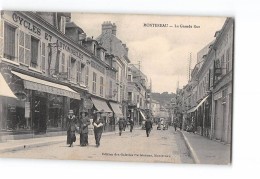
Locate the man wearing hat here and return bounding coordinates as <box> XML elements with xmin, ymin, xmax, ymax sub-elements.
<box><xmin>66</xmin><ymin>110</ymin><xmax>77</xmax><ymax>147</ymax></box>
<box><xmin>93</xmin><ymin>110</ymin><xmax>104</xmax><ymax>147</ymax></box>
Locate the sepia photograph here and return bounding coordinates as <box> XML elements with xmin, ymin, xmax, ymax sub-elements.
<box><xmin>0</xmin><ymin>10</ymin><xmax>234</xmax><ymax>165</ymax></box>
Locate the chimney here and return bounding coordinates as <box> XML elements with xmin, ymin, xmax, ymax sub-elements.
<box><xmin>102</xmin><ymin>21</ymin><xmax>113</xmax><ymax>35</ymax></box>
<box><xmin>112</xmin><ymin>23</ymin><xmax>117</xmax><ymax>36</ymax></box>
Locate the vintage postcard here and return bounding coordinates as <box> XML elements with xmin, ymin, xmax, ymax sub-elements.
<box><xmin>0</xmin><ymin>11</ymin><xmax>233</xmax><ymax>164</ymax></box>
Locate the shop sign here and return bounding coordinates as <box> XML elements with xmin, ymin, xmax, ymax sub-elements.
<box><xmin>57</xmin><ymin>40</ymin><xmax>84</xmax><ymax>59</ymax></box>
<box><xmin>25</xmin><ymin>102</ymin><xmax>30</xmax><ymax>118</ymax></box>
<box><xmin>12</xmin><ymin>13</ymin><xmax>41</xmax><ymax>36</ymax></box>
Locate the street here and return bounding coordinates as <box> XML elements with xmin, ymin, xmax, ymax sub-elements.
<box><xmin>0</xmin><ymin>126</ymin><xmax>193</xmax><ymax>164</ymax></box>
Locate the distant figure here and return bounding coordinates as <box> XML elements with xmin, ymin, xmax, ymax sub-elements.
<box><xmin>118</xmin><ymin>118</ymin><xmax>124</xmax><ymax>136</ymax></box>
<box><xmin>129</xmin><ymin>118</ymin><xmax>134</xmax><ymax>132</ymax></box>
<box><xmin>79</xmin><ymin>112</ymin><xmax>91</xmax><ymax>146</ymax></box>
<box><xmin>66</xmin><ymin>110</ymin><xmax>77</xmax><ymax>147</ymax></box>
<box><xmin>145</xmin><ymin>118</ymin><xmax>153</xmax><ymax>137</ymax></box>
<box><xmin>93</xmin><ymin>112</ymin><xmax>104</xmax><ymax>147</ymax></box>
<box><xmin>174</xmin><ymin>121</ymin><xmax>177</xmax><ymax>131</ymax></box>
<box><xmin>123</xmin><ymin>118</ymin><xmax>127</xmax><ymax>131</ymax></box>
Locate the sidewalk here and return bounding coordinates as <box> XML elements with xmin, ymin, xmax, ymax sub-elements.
<box><xmin>180</xmin><ymin>130</ymin><xmax>231</xmax><ymax>165</ymax></box>
<box><xmin>0</xmin><ymin>128</ymin><xmax>139</xmax><ymax>154</ymax></box>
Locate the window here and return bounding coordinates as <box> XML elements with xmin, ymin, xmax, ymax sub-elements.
<box><xmin>77</xmin><ymin>61</ymin><xmax>81</xmax><ymax>84</ymax></box>
<box><xmin>4</xmin><ymin>23</ymin><xmax>16</xmax><ymax>61</ymax></box>
<box><xmin>85</xmin><ymin>65</ymin><xmax>89</xmax><ymax>86</ymax></box>
<box><xmin>92</xmin><ymin>72</ymin><xmax>97</xmax><ymax>93</ymax></box>
<box><xmin>42</xmin><ymin>42</ymin><xmax>46</xmax><ymax>71</ymax></box>
<box><xmin>70</xmin><ymin>57</ymin><xmax>76</xmax><ymax>82</ymax></box>
<box><xmin>100</xmin><ymin>76</ymin><xmax>104</xmax><ymax>97</ymax></box>
<box><xmin>128</xmin><ymin>92</ymin><xmax>132</xmax><ymax>101</ymax></box>
<box><xmin>128</xmin><ymin>75</ymin><xmax>132</xmax><ymax>81</ymax></box>
<box><xmin>61</xmin><ymin>53</ymin><xmax>65</xmax><ymax>72</ymax></box>
<box><xmin>221</xmin><ymin>54</ymin><xmax>226</xmax><ymax>75</ymax></box>
<box><xmin>80</xmin><ymin>63</ymin><xmax>85</xmax><ymax>84</ymax></box>
<box><xmin>30</xmin><ymin>36</ymin><xmax>39</xmax><ymax>68</ymax></box>
<box><xmin>109</xmin><ymin>80</ymin><xmax>112</xmax><ymax>97</ymax></box>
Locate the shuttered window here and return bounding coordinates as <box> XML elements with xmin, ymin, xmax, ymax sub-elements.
<box><xmin>92</xmin><ymin>72</ymin><xmax>97</xmax><ymax>93</ymax></box>
<box><xmin>100</xmin><ymin>76</ymin><xmax>104</xmax><ymax>97</ymax></box>
<box><xmin>4</xmin><ymin>23</ymin><xmax>16</xmax><ymax>60</ymax></box>
<box><xmin>85</xmin><ymin>65</ymin><xmax>89</xmax><ymax>87</ymax></box>
<box><xmin>41</xmin><ymin>42</ymin><xmax>46</xmax><ymax>71</ymax></box>
<box><xmin>30</xmin><ymin>36</ymin><xmax>39</xmax><ymax>68</ymax></box>
<box><xmin>19</xmin><ymin>30</ymin><xmax>25</xmax><ymax>63</ymax></box>
<box><xmin>67</xmin><ymin>56</ymin><xmax>71</xmax><ymax>81</ymax></box>
<box><xmin>61</xmin><ymin>53</ymin><xmax>65</xmax><ymax>72</ymax></box>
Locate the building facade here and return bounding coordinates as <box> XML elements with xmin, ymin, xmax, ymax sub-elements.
<box><xmin>178</xmin><ymin>18</ymin><xmax>233</xmax><ymax>144</ymax></box>
<box><xmin>0</xmin><ymin>11</ymin><xmax>129</xmax><ymax>141</ymax></box>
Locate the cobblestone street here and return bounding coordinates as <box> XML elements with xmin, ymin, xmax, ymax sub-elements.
<box><xmin>0</xmin><ymin>127</ymin><xmax>193</xmax><ymax>164</ymax></box>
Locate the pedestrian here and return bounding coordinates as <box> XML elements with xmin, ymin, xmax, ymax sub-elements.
<box><xmin>129</xmin><ymin>118</ymin><xmax>134</xmax><ymax>132</ymax></box>
<box><xmin>123</xmin><ymin>118</ymin><xmax>127</xmax><ymax>131</ymax></box>
<box><xmin>66</xmin><ymin>110</ymin><xmax>77</xmax><ymax>147</ymax></box>
<box><xmin>117</xmin><ymin>118</ymin><xmax>124</xmax><ymax>136</ymax></box>
<box><xmin>145</xmin><ymin>118</ymin><xmax>153</xmax><ymax>137</ymax></box>
<box><xmin>174</xmin><ymin>120</ymin><xmax>177</xmax><ymax>132</ymax></box>
<box><xmin>79</xmin><ymin>112</ymin><xmax>91</xmax><ymax>146</ymax></box>
<box><xmin>93</xmin><ymin>112</ymin><xmax>104</xmax><ymax>147</ymax></box>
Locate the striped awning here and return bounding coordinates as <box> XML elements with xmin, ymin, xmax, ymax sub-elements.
<box><xmin>109</xmin><ymin>102</ymin><xmax>123</xmax><ymax>117</ymax></box>
<box><xmin>0</xmin><ymin>73</ymin><xmax>17</xmax><ymax>99</ymax></box>
<box><xmin>11</xmin><ymin>71</ymin><xmax>80</xmax><ymax>100</ymax></box>
<box><xmin>187</xmin><ymin>95</ymin><xmax>209</xmax><ymax>113</ymax></box>
<box><xmin>91</xmin><ymin>97</ymin><xmax>112</xmax><ymax>113</ymax></box>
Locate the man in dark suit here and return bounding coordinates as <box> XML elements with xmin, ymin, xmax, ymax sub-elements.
<box><xmin>118</xmin><ymin>118</ymin><xmax>124</xmax><ymax>136</ymax></box>
<box><xmin>145</xmin><ymin>118</ymin><xmax>153</xmax><ymax>137</ymax></box>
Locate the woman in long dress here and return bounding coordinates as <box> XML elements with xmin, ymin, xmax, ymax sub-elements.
<box><xmin>79</xmin><ymin>112</ymin><xmax>90</xmax><ymax>146</ymax></box>
<box><xmin>66</xmin><ymin>110</ymin><xmax>77</xmax><ymax>147</ymax></box>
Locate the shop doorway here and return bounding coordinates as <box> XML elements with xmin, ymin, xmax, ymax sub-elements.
<box><xmin>33</xmin><ymin>96</ymin><xmax>47</xmax><ymax>134</ymax></box>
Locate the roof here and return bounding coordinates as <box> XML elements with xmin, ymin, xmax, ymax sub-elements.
<box><xmin>66</xmin><ymin>22</ymin><xmax>84</xmax><ymax>33</ymax></box>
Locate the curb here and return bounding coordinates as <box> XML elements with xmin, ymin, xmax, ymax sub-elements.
<box><xmin>179</xmin><ymin>130</ymin><xmax>200</xmax><ymax>164</ymax></box>
<box><xmin>0</xmin><ymin>140</ymin><xmax>64</xmax><ymax>154</ymax></box>
<box><xmin>0</xmin><ymin>129</ymin><xmax>135</xmax><ymax>154</ymax></box>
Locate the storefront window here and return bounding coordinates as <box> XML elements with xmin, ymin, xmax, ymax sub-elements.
<box><xmin>48</xmin><ymin>95</ymin><xmax>63</xmax><ymax>129</ymax></box>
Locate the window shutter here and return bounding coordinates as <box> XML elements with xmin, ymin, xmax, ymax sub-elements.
<box><xmin>24</xmin><ymin>33</ymin><xmax>31</xmax><ymax>65</ymax></box>
<box><xmin>67</xmin><ymin>56</ymin><xmax>71</xmax><ymax>80</ymax></box>
<box><xmin>0</xmin><ymin>20</ymin><xmax>4</xmax><ymax>57</ymax></box>
<box><xmin>41</xmin><ymin>42</ymin><xmax>46</xmax><ymax>71</ymax></box>
<box><xmin>77</xmin><ymin>61</ymin><xmax>81</xmax><ymax>83</ymax></box>
<box><xmin>85</xmin><ymin>66</ymin><xmax>89</xmax><ymax>86</ymax></box>
<box><xmin>19</xmin><ymin>30</ymin><xmax>25</xmax><ymax>63</ymax></box>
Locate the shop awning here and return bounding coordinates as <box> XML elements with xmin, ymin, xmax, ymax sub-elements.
<box><xmin>187</xmin><ymin>107</ymin><xmax>196</xmax><ymax>113</ymax></box>
<box><xmin>187</xmin><ymin>95</ymin><xmax>209</xmax><ymax>113</ymax></box>
<box><xmin>109</xmin><ymin>102</ymin><xmax>123</xmax><ymax>117</ymax></box>
<box><xmin>140</xmin><ymin>110</ymin><xmax>146</xmax><ymax>120</ymax></box>
<box><xmin>0</xmin><ymin>73</ymin><xmax>17</xmax><ymax>99</ymax></box>
<box><xmin>11</xmin><ymin>71</ymin><xmax>80</xmax><ymax>100</ymax></box>
<box><xmin>91</xmin><ymin>97</ymin><xmax>112</xmax><ymax>113</ymax></box>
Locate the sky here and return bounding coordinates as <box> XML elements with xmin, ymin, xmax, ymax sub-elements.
<box><xmin>71</xmin><ymin>13</ymin><xmax>226</xmax><ymax>93</ymax></box>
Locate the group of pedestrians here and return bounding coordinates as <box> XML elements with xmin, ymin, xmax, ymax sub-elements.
<box><xmin>66</xmin><ymin>109</ymin><xmax>154</xmax><ymax>148</ymax></box>
<box><xmin>117</xmin><ymin>118</ymin><xmax>134</xmax><ymax>136</ymax></box>
<box><xmin>66</xmin><ymin>110</ymin><xmax>104</xmax><ymax>148</ymax></box>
